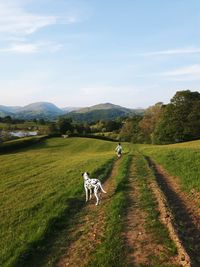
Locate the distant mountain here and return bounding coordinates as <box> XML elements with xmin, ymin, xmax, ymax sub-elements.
<box><xmin>62</xmin><ymin>107</ymin><xmax>82</xmax><ymax>113</ymax></box>
<box><xmin>0</xmin><ymin>105</ymin><xmax>15</xmax><ymax>117</ymax></box>
<box><xmin>14</xmin><ymin>102</ymin><xmax>65</xmax><ymax>120</ymax></box>
<box><xmin>73</xmin><ymin>103</ymin><xmax>131</xmax><ymax>114</ymax></box>
<box><xmin>65</xmin><ymin>103</ymin><xmax>144</xmax><ymax>122</ymax></box>
<box><xmin>0</xmin><ymin>102</ymin><xmax>144</xmax><ymax>121</ymax></box>
<box><xmin>7</xmin><ymin>106</ymin><xmax>22</xmax><ymax>113</ymax></box>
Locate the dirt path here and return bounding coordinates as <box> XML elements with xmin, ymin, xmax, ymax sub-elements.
<box><xmin>123</xmin><ymin>158</ymin><xmax>180</xmax><ymax>266</ymax></box>
<box><xmin>147</xmin><ymin>158</ymin><xmax>200</xmax><ymax>267</ymax></box>
<box><xmin>56</xmin><ymin>159</ymin><xmax>120</xmax><ymax>267</ymax></box>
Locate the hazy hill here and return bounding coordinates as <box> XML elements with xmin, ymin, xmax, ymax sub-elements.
<box><xmin>0</xmin><ymin>102</ymin><xmax>83</xmax><ymax>119</ymax></box>
<box><xmin>62</xmin><ymin>107</ymin><xmax>81</xmax><ymax>113</ymax></box>
<box><xmin>73</xmin><ymin>103</ymin><xmax>131</xmax><ymax>114</ymax></box>
<box><xmin>0</xmin><ymin>105</ymin><xmax>15</xmax><ymax>117</ymax></box>
<box><xmin>14</xmin><ymin>102</ymin><xmax>65</xmax><ymax>120</ymax></box>
<box><xmin>0</xmin><ymin>102</ymin><xmax>144</xmax><ymax>121</ymax></box>
<box><xmin>65</xmin><ymin>103</ymin><xmax>144</xmax><ymax>122</ymax></box>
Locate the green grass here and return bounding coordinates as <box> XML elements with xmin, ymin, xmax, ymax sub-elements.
<box><xmin>19</xmin><ymin>154</ymin><xmax>116</xmax><ymax>267</ymax></box>
<box><xmin>138</xmin><ymin>140</ymin><xmax>200</xmax><ymax>192</ymax></box>
<box><xmin>88</xmin><ymin>150</ymin><xmax>178</xmax><ymax>267</ymax></box>
<box><xmin>0</xmin><ymin>137</ymin><xmax>129</xmax><ymax>267</ymax></box>
<box><xmin>3</xmin><ymin>136</ymin><xmax>191</xmax><ymax>266</ymax></box>
<box><xmin>94</xmin><ymin>131</ymin><xmax>120</xmax><ymax>141</ymax></box>
<box><xmin>0</xmin><ymin>135</ymin><xmax>47</xmax><ymax>153</ymax></box>
<box><xmin>88</xmin><ymin>155</ymin><xmax>132</xmax><ymax>267</ymax></box>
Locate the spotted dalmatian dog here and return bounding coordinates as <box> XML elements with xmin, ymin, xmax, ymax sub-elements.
<box><xmin>82</xmin><ymin>172</ymin><xmax>107</xmax><ymax>205</ymax></box>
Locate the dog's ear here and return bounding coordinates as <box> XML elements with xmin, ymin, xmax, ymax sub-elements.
<box><xmin>81</xmin><ymin>172</ymin><xmax>84</xmax><ymax>176</ymax></box>
<box><xmin>86</xmin><ymin>172</ymin><xmax>90</xmax><ymax>176</ymax></box>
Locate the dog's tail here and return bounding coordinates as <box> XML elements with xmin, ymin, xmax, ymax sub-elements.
<box><xmin>100</xmin><ymin>183</ymin><xmax>107</xmax><ymax>193</ymax></box>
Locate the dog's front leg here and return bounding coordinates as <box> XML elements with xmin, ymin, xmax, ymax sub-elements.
<box><xmin>85</xmin><ymin>186</ymin><xmax>89</xmax><ymax>202</ymax></box>
<box><xmin>89</xmin><ymin>188</ymin><xmax>92</xmax><ymax>200</ymax></box>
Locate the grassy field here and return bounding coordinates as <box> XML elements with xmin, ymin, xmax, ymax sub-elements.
<box><xmin>2</xmin><ymin>136</ymin><xmax>199</xmax><ymax>266</ymax></box>
<box><xmin>0</xmin><ymin>137</ymin><xmax>130</xmax><ymax>267</ymax></box>
<box><xmin>138</xmin><ymin>140</ymin><xmax>200</xmax><ymax>192</ymax></box>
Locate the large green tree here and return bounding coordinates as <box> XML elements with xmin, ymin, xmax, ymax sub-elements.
<box><xmin>119</xmin><ymin>116</ymin><xmax>143</xmax><ymax>143</ymax></box>
<box><xmin>57</xmin><ymin>118</ymin><xmax>73</xmax><ymax>134</ymax></box>
<box><xmin>153</xmin><ymin>90</ymin><xmax>200</xmax><ymax>144</ymax></box>
<box><xmin>139</xmin><ymin>102</ymin><xmax>163</xmax><ymax>143</ymax></box>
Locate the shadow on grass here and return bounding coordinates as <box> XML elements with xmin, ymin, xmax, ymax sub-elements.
<box><xmin>13</xmin><ymin>159</ymin><xmax>116</xmax><ymax>267</ymax></box>
<box><xmin>0</xmin><ymin>136</ymin><xmax>48</xmax><ymax>155</ymax></box>
<box><xmin>145</xmin><ymin>156</ymin><xmax>200</xmax><ymax>266</ymax></box>
<box><xmin>14</xmin><ymin>197</ymin><xmax>85</xmax><ymax>267</ymax></box>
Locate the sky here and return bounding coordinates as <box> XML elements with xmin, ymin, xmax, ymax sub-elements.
<box><xmin>0</xmin><ymin>0</ymin><xmax>200</xmax><ymax>108</ymax></box>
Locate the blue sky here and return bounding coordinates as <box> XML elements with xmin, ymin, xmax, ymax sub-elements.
<box><xmin>0</xmin><ymin>0</ymin><xmax>200</xmax><ymax>108</ymax></box>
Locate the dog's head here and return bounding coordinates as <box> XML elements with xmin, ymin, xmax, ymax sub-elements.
<box><xmin>82</xmin><ymin>172</ymin><xmax>90</xmax><ymax>180</ymax></box>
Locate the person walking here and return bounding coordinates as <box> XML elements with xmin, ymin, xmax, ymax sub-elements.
<box><xmin>115</xmin><ymin>143</ymin><xmax>122</xmax><ymax>158</ymax></box>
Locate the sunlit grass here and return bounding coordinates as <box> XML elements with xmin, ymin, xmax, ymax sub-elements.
<box><xmin>0</xmin><ymin>137</ymin><xmax>129</xmax><ymax>267</ymax></box>
<box><xmin>138</xmin><ymin>140</ymin><xmax>200</xmax><ymax>192</ymax></box>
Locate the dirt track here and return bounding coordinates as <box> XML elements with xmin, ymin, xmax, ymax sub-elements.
<box><xmin>35</xmin><ymin>155</ymin><xmax>200</xmax><ymax>267</ymax></box>
<box><xmin>56</xmin><ymin>159</ymin><xmax>120</xmax><ymax>267</ymax></box>
<box><xmin>123</xmin><ymin>158</ymin><xmax>180</xmax><ymax>266</ymax></box>
<box><xmin>147</xmin><ymin>158</ymin><xmax>200</xmax><ymax>267</ymax></box>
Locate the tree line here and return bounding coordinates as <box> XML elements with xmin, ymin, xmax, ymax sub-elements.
<box><xmin>1</xmin><ymin>90</ymin><xmax>199</xmax><ymax>145</ymax></box>
<box><xmin>119</xmin><ymin>90</ymin><xmax>200</xmax><ymax>144</ymax></box>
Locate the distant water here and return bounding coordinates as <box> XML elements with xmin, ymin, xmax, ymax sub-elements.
<box><xmin>10</xmin><ymin>131</ymin><xmax>38</xmax><ymax>137</ymax></box>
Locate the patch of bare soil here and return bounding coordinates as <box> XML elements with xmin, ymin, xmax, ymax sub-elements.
<box><xmin>123</xmin><ymin>160</ymin><xmax>179</xmax><ymax>267</ymax></box>
<box><xmin>56</xmin><ymin>160</ymin><xmax>120</xmax><ymax>267</ymax></box>
<box><xmin>147</xmin><ymin>158</ymin><xmax>200</xmax><ymax>267</ymax></box>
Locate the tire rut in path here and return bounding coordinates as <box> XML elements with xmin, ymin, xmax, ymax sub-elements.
<box><xmin>123</xmin><ymin>158</ymin><xmax>179</xmax><ymax>267</ymax></box>
<box><xmin>147</xmin><ymin>157</ymin><xmax>200</xmax><ymax>267</ymax></box>
<box><xmin>57</xmin><ymin>159</ymin><xmax>120</xmax><ymax>267</ymax></box>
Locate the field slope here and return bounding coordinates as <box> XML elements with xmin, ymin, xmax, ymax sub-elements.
<box><xmin>2</xmin><ymin>138</ymin><xmax>200</xmax><ymax>266</ymax></box>
<box><xmin>0</xmin><ymin>137</ymin><xmax>126</xmax><ymax>267</ymax></box>
<box><xmin>139</xmin><ymin>140</ymin><xmax>200</xmax><ymax>265</ymax></box>
<box><xmin>139</xmin><ymin>140</ymin><xmax>200</xmax><ymax>192</ymax></box>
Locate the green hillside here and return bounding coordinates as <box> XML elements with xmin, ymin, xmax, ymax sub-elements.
<box><xmin>73</xmin><ymin>103</ymin><xmax>131</xmax><ymax>114</ymax></box>
<box><xmin>65</xmin><ymin>108</ymin><xmax>128</xmax><ymax>122</ymax></box>
<box><xmin>0</xmin><ymin>105</ymin><xmax>14</xmax><ymax>117</ymax></box>
<box><xmin>64</xmin><ymin>103</ymin><xmax>144</xmax><ymax>122</ymax></box>
<box><xmin>14</xmin><ymin>102</ymin><xmax>64</xmax><ymax>120</ymax></box>
<box><xmin>139</xmin><ymin>140</ymin><xmax>200</xmax><ymax>192</ymax></box>
<box><xmin>0</xmin><ymin>137</ymin><xmax>129</xmax><ymax>267</ymax></box>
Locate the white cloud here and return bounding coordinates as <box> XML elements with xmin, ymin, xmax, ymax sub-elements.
<box><xmin>0</xmin><ymin>2</ymin><xmax>57</xmax><ymax>37</ymax></box>
<box><xmin>163</xmin><ymin>64</ymin><xmax>200</xmax><ymax>76</ymax></box>
<box><xmin>141</xmin><ymin>47</ymin><xmax>200</xmax><ymax>56</ymax></box>
<box><xmin>0</xmin><ymin>1</ymin><xmax>80</xmax><ymax>38</ymax></box>
<box><xmin>0</xmin><ymin>41</ymin><xmax>63</xmax><ymax>54</ymax></box>
<box><xmin>159</xmin><ymin>64</ymin><xmax>200</xmax><ymax>81</ymax></box>
<box><xmin>2</xmin><ymin>43</ymin><xmax>40</xmax><ymax>53</ymax></box>
<box><xmin>143</xmin><ymin>64</ymin><xmax>200</xmax><ymax>81</ymax></box>
<box><xmin>0</xmin><ymin>1</ymin><xmax>79</xmax><ymax>54</ymax></box>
